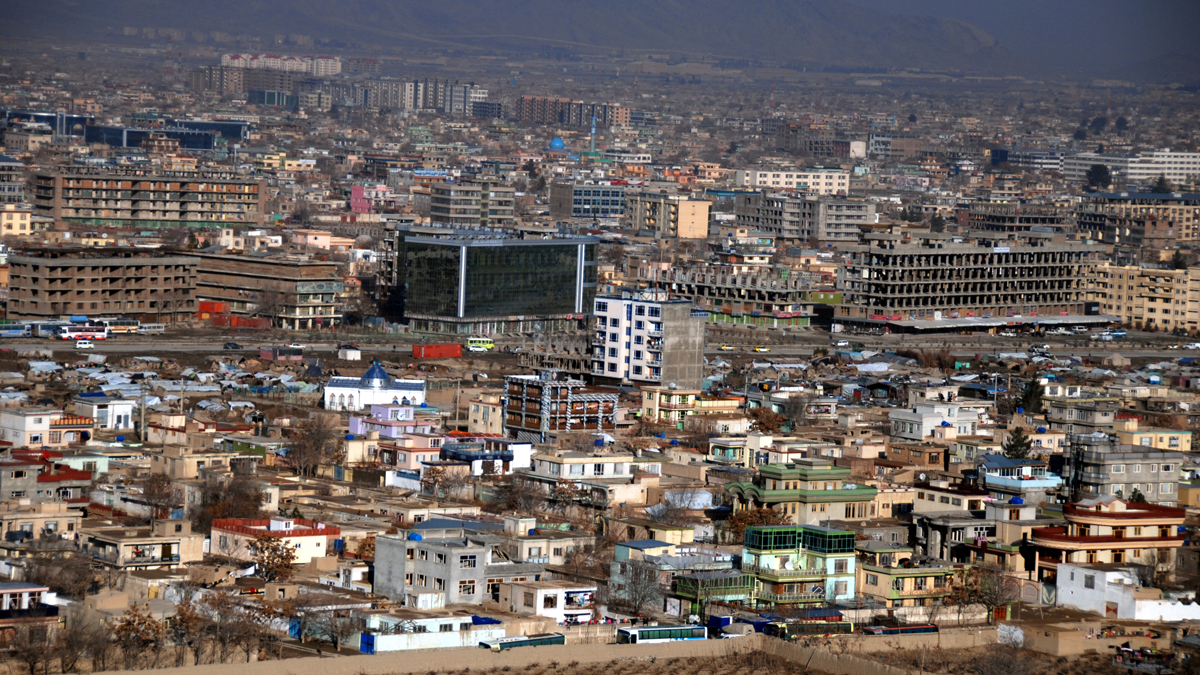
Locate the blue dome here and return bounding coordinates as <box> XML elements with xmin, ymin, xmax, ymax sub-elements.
<box><xmin>1009</xmin><ymin>497</ymin><xmax>1024</xmax><ymax>505</ymax></box>
<box><xmin>359</xmin><ymin>363</ymin><xmax>393</xmax><ymax>389</ymax></box>
<box><xmin>549</xmin><ymin>137</ymin><xmax>565</xmax><ymax>149</ymax></box>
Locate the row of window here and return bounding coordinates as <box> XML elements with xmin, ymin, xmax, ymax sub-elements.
<box><xmin>1111</xmin><ymin>463</ymin><xmax>1175</xmax><ymax>473</ymax></box>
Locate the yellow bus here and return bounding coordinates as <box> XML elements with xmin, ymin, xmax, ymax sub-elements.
<box><xmin>466</xmin><ymin>337</ymin><xmax>495</xmax><ymax>351</ymax></box>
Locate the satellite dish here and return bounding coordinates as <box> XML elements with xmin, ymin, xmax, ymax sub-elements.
<box><xmin>783</xmin><ymin>560</ymin><xmax>794</xmax><ymax>570</ymax></box>
<box><xmin>918</xmin><ymin>472</ymin><xmax>927</xmax><ymax>481</ymax></box>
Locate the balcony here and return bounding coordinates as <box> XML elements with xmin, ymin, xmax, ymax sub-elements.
<box><xmin>984</xmin><ymin>474</ymin><xmax>1063</xmax><ymax>490</ymax></box>
<box><xmin>755</xmin><ymin>590</ymin><xmax>826</xmax><ymax>603</ymax></box>
<box><xmin>740</xmin><ymin>563</ymin><xmax>824</xmax><ymax>579</ymax></box>
<box><xmin>647</xmin><ymin>329</ymin><xmax>663</xmax><ymax>338</ymax></box>
<box><xmin>1030</xmin><ymin>526</ymin><xmax>1185</xmax><ymax>548</ymax></box>
<box><xmin>894</xmin><ymin>586</ymin><xmax>949</xmax><ymax>597</ymax></box>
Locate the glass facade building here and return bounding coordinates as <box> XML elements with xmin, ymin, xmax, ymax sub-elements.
<box><xmin>384</xmin><ymin>232</ymin><xmax>598</xmax><ymax>334</ymax></box>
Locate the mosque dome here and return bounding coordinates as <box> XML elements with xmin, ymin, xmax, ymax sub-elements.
<box><xmin>359</xmin><ymin>363</ymin><xmax>393</xmax><ymax>390</ymax></box>
<box><xmin>549</xmin><ymin>137</ymin><xmax>566</xmax><ymax>150</ymax></box>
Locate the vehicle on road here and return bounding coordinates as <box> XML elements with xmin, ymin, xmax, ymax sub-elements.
<box><xmin>479</xmin><ymin>633</ymin><xmax>566</xmax><ymax>652</ymax></box>
<box><xmin>1032</xmin><ymin>344</ymin><xmax>1052</xmax><ymax>352</ymax></box>
<box><xmin>834</xmin><ymin>340</ymin><xmax>850</xmax><ymax>347</ymax></box>
<box><xmin>616</xmin><ymin>625</ymin><xmax>707</xmax><ymax>644</ymax></box>
<box><xmin>1091</xmin><ymin>333</ymin><xmax>1114</xmax><ymax>342</ymax></box>
<box><xmin>466</xmin><ymin>337</ymin><xmax>495</xmax><ymax>351</ymax></box>
<box><xmin>1186</xmin><ymin>343</ymin><xmax>1200</xmax><ymax>350</ymax></box>
<box><xmin>286</xmin><ymin>343</ymin><xmax>304</xmax><ymax>349</ymax></box>
<box><xmin>338</xmin><ymin>344</ymin><xmax>359</xmax><ymax>350</ymax></box>
<box><xmin>1073</xmin><ymin>326</ymin><xmax>1090</xmax><ymax>333</ymax></box>
<box><xmin>998</xmin><ymin>331</ymin><xmax>1017</xmax><ymax>337</ymax></box>
<box><xmin>863</xmin><ymin>624</ymin><xmax>939</xmax><ymax>636</ymax></box>
<box><xmin>1111</xmin><ymin>329</ymin><xmax>1128</xmax><ymax>338</ymax></box>
<box><xmin>753</xmin><ymin>346</ymin><xmax>771</xmax><ymax>352</ymax></box>
<box><xmin>1169</xmin><ymin>344</ymin><xmax>1181</xmax><ymax>350</ymax></box>
<box><xmin>1047</xmin><ymin>328</ymin><xmax>1072</xmax><ymax>335</ymax></box>
<box><xmin>467</xmin><ymin>345</ymin><xmax>488</xmax><ymax>352</ymax></box>
<box><xmin>224</xmin><ymin>342</ymin><xmax>242</xmax><ymax>350</ymax></box>
<box><xmin>75</xmin><ymin>340</ymin><xmax>94</xmax><ymax>350</ymax></box>
<box><xmin>718</xmin><ymin>345</ymin><xmax>736</xmax><ymax>351</ymax></box>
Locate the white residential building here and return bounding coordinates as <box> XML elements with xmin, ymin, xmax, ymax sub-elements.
<box><xmin>889</xmin><ymin>403</ymin><xmax>979</xmax><ymax>442</ymax></box>
<box><xmin>1064</xmin><ymin>151</ymin><xmax>1200</xmax><ymax>185</ymax></box>
<box><xmin>733</xmin><ymin>168</ymin><xmax>850</xmax><ymax>195</ymax></box>
<box><xmin>1057</xmin><ymin>562</ymin><xmax>1200</xmax><ymax>621</ymax></box>
<box><xmin>591</xmin><ymin>291</ymin><xmax>706</xmax><ymax>389</ymax></box>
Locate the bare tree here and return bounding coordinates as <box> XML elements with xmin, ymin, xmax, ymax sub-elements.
<box><xmin>200</xmin><ymin>591</ymin><xmax>240</xmax><ymax>663</ymax></box>
<box><xmin>973</xmin><ymin>644</ymin><xmax>1043</xmax><ymax>675</ymax></box>
<box><xmin>781</xmin><ymin>392</ymin><xmax>815</xmax><ymax>431</ymax></box>
<box><xmin>139</xmin><ymin>472</ymin><xmax>178</xmax><ymax>520</ymax></box>
<box><xmin>287</xmin><ymin>413</ymin><xmax>341</xmax><ymax>477</ymax></box>
<box><xmin>253</xmin><ymin>289</ymin><xmax>288</xmax><ymax>327</ymax></box>
<box><xmin>501</xmin><ymin>473</ymin><xmax>542</xmax><ymax>514</ymax></box>
<box><xmin>309</xmin><ymin>611</ymin><xmax>361</xmax><ymax>650</ymax></box>
<box><xmin>975</xmin><ymin>565</ymin><xmax>1021</xmax><ymax>625</ymax></box>
<box><xmin>25</xmin><ymin>554</ymin><xmax>94</xmax><ymax>599</ymax></box>
<box><xmin>110</xmin><ymin>603</ymin><xmax>167</xmax><ymax>670</ymax></box>
<box><xmin>649</xmin><ymin>486</ymin><xmax>707</xmax><ymax>527</ymax></box>
<box><xmin>617</xmin><ymin>559</ymin><xmax>664</xmax><ymax>616</ymax></box>
<box><xmin>10</xmin><ymin>623</ymin><xmax>52</xmax><ymax>675</ymax></box>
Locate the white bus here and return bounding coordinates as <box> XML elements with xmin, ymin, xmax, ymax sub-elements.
<box><xmin>137</xmin><ymin>323</ymin><xmax>166</xmax><ymax>335</ymax></box>
<box><xmin>97</xmin><ymin>318</ymin><xmax>140</xmax><ymax>335</ymax></box>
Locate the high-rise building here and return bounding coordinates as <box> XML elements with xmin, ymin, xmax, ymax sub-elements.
<box><xmin>837</xmin><ymin>229</ymin><xmax>1106</xmax><ymax>331</ymax></box>
<box><xmin>515</xmin><ymin>96</ymin><xmax>628</xmax><ymax>128</ymax></box>
<box><xmin>0</xmin><ymin>154</ymin><xmax>24</xmax><ymax>204</ymax></box>
<box><xmin>8</xmin><ymin>248</ymin><xmax>198</xmax><ymax>322</ymax></box>
<box><xmin>429</xmin><ymin>182</ymin><xmax>481</xmax><ymax>227</ymax></box>
<box><xmin>1095</xmin><ymin>263</ymin><xmax>1200</xmax><ymax>332</ymax></box>
<box><xmin>590</xmin><ymin>290</ymin><xmax>706</xmax><ymax>389</ymax></box>
<box><xmin>33</xmin><ymin>166</ymin><xmax>265</xmax><ymax>229</ymax></box>
<box><xmin>379</xmin><ymin>228</ymin><xmax>598</xmax><ymax>334</ymax></box>
<box><xmin>1078</xmin><ymin>192</ymin><xmax>1200</xmax><ymax>243</ymax></box>
<box><xmin>1064</xmin><ymin>151</ymin><xmax>1200</xmax><ymax>186</ymax></box>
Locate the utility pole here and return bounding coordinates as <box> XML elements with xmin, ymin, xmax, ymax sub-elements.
<box><xmin>139</xmin><ymin>379</ymin><xmax>146</xmax><ymax>443</ymax></box>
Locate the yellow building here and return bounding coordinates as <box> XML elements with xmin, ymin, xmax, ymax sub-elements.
<box><xmin>628</xmin><ymin>192</ymin><xmax>710</xmax><ymax>239</ymax></box>
<box><xmin>1113</xmin><ymin>417</ymin><xmax>1192</xmax><ymax>452</ymax></box>
<box><xmin>0</xmin><ymin>204</ymin><xmax>41</xmax><ymax>238</ymax></box>
<box><xmin>1095</xmin><ymin>263</ymin><xmax>1200</xmax><ymax>332</ymax></box>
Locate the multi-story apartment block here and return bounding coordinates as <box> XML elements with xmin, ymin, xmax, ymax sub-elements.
<box><xmin>739</xmin><ymin>524</ymin><xmax>857</xmax><ymax>608</ymax></box>
<box><xmin>33</xmin><ymin>166</ymin><xmax>265</xmax><ymax>229</ymax></box>
<box><xmin>889</xmin><ymin>403</ymin><xmax>979</xmax><ymax>442</ymax></box>
<box><xmin>591</xmin><ymin>291</ymin><xmax>706</xmax><ymax>389</ymax></box>
<box><xmin>1095</xmin><ymin>264</ymin><xmax>1200</xmax><ymax>331</ymax></box>
<box><xmin>467</xmin><ymin>393</ymin><xmax>504</xmax><ymax>435</ymax></box>
<box><xmin>735</xmin><ymin>191</ymin><xmax>873</xmax><ymax>244</ymax></box>
<box><xmin>0</xmin><ymin>154</ymin><xmax>25</xmax><ymax>204</ymax></box>
<box><xmin>548</xmin><ymin>180</ymin><xmax>627</xmax><ymax>221</ymax></box>
<box><xmin>837</xmin><ymin>229</ymin><xmax>1104</xmax><ymax>330</ymax></box>
<box><xmin>725</xmin><ymin>459</ymin><xmax>879</xmax><ymax>525</ymax></box>
<box><xmin>1078</xmin><ymin>193</ymin><xmax>1200</xmax><ymax>243</ymax></box>
<box><xmin>640</xmin><ymin>386</ymin><xmax>740</xmax><ymax>426</ymax></box>
<box><xmin>0</xmin><ymin>204</ymin><xmax>41</xmax><ymax>239</ymax></box>
<box><xmin>1030</xmin><ymin>496</ymin><xmax>1185</xmax><ymax>581</ymax></box>
<box><xmin>732</xmin><ymin>168</ymin><xmax>850</xmax><ymax>195</ymax></box>
<box><xmin>1045</xmin><ymin>400</ymin><xmax>1117</xmax><ymax>436</ymax></box>
<box><xmin>627</xmin><ymin>192</ymin><xmax>710</xmax><ymax>239</ymax></box>
<box><xmin>515</xmin><ymin>97</ymin><xmax>628</xmax><ymax>128</ymax></box>
<box><xmin>7</xmin><ymin>248</ymin><xmax>198</xmax><ymax>321</ymax></box>
<box><xmin>960</xmin><ymin>203</ymin><xmax>1076</xmax><ymax>234</ymax></box>
<box><xmin>637</xmin><ymin>264</ymin><xmax>819</xmax><ymax>328</ymax></box>
<box><xmin>193</xmin><ymin>252</ymin><xmax>342</xmax><ymax>330</ymax></box>
<box><xmin>503</xmin><ymin>372</ymin><xmax>617</xmax><ymax>443</ymax></box>
<box><xmin>1064</xmin><ymin>434</ymin><xmax>1186</xmax><ymax>505</ymax></box>
<box><xmin>429</xmin><ymin>182</ymin><xmax>481</xmax><ymax>226</ymax></box>
<box><xmin>1064</xmin><ymin>152</ymin><xmax>1200</xmax><ymax>186</ymax></box>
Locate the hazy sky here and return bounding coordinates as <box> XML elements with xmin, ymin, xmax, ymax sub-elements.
<box><xmin>846</xmin><ymin>0</ymin><xmax>1200</xmax><ymax>76</ymax></box>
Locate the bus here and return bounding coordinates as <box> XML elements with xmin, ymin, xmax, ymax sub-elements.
<box><xmin>466</xmin><ymin>337</ymin><xmax>495</xmax><ymax>351</ymax></box>
<box><xmin>616</xmin><ymin>625</ymin><xmax>707</xmax><ymax>644</ymax></box>
<box><xmin>479</xmin><ymin>633</ymin><xmax>566</xmax><ymax>651</ymax></box>
<box><xmin>765</xmin><ymin>621</ymin><xmax>856</xmax><ymax>639</ymax></box>
<box><xmin>32</xmin><ymin>322</ymin><xmax>73</xmax><ymax>338</ymax></box>
<box><xmin>97</xmin><ymin>318</ymin><xmax>140</xmax><ymax>335</ymax></box>
<box><xmin>56</xmin><ymin>325</ymin><xmax>108</xmax><ymax>341</ymax></box>
<box><xmin>137</xmin><ymin>323</ymin><xmax>166</xmax><ymax>335</ymax></box>
<box><xmin>862</xmin><ymin>624</ymin><xmax>939</xmax><ymax>636</ymax></box>
<box><xmin>0</xmin><ymin>323</ymin><xmax>31</xmax><ymax>338</ymax></box>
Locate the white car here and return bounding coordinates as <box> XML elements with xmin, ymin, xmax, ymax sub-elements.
<box><xmin>998</xmin><ymin>331</ymin><xmax>1018</xmax><ymax>337</ymax></box>
<box><xmin>834</xmin><ymin>340</ymin><xmax>850</xmax><ymax>347</ymax></box>
<box><xmin>467</xmin><ymin>345</ymin><xmax>488</xmax><ymax>353</ymax></box>
<box><xmin>286</xmin><ymin>343</ymin><xmax>304</xmax><ymax>350</ymax></box>
<box><xmin>75</xmin><ymin>340</ymin><xmax>94</xmax><ymax>349</ymax></box>
<box><xmin>1186</xmin><ymin>343</ymin><xmax>1200</xmax><ymax>350</ymax></box>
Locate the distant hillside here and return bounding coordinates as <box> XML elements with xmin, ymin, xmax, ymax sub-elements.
<box><xmin>4</xmin><ymin>0</ymin><xmax>1024</xmax><ymax>75</ymax></box>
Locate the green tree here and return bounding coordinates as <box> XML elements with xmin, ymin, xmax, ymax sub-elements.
<box><xmin>907</xmin><ymin>113</ymin><xmax>917</xmax><ymax>123</ymax></box>
<box><xmin>1129</xmin><ymin>487</ymin><xmax>1148</xmax><ymax>503</ymax></box>
<box><xmin>930</xmin><ymin>214</ymin><xmax>946</xmax><ymax>231</ymax></box>
<box><xmin>1172</xmin><ymin>251</ymin><xmax>1188</xmax><ymax>270</ymax></box>
<box><xmin>1086</xmin><ymin>164</ymin><xmax>1112</xmax><ymax>190</ymax></box>
<box><xmin>1089</xmin><ymin>115</ymin><xmax>1108</xmax><ymax>134</ymax></box>
<box><xmin>1073</xmin><ymin>128</ymin><xmax>1087</xmax><ymax>141</ymax></box>
<box><xmin>1115</xmin><ymin>116</ymin><xmax>1129</xmax><ymax>132</ymax></box>
<box><xmin>1151</xmin><ymin>174</ymin><xmax>1174</xmax><ymax>194</ymax></box>
<box><xmin>1002</xmin><ymin>426</ymin><xmax>1033</xmax><ymax>459</ymax></box>
<box><xmin>1020</xmin><ymin>380</ymin><xmax>1045</xmax><ymax>414</ymax></box>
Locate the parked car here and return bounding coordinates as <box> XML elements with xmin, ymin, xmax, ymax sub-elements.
<box><xmin>1186</xmin><ymin>343</ymin><xmax>1200</xmax><ymax>350</ymax></box>
<box><xmin>223</xmin><ymin>342</ymin><xmax>242</xmax><ymax>350</ymax></box>
<box><xmin>75</xmin><ymin>340</ymin><xmax>94</xmax><ymax>350</ymax></box>
<box><xmin>998</xmin><ymin>331</ymin><xmax>1018</xmax><ymax>337</ymax></box>
<box><xmin>1032</xmin><ymin>344</ymin><xmax>1052</xmax><ymax>352</ymax></box>
<box><xmin>1073</xmin><ymin>326</ymin><xmax>1090</xmax><ymax>333</ymax></box>
<box><xmin>467</xmin><ymin>345</ymin><xmax>488</xmax><ymax>352</ymax></box>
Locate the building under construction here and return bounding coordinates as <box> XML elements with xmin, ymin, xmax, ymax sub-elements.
<box><xmin>836</xmin><ymin>228</ymin><xmax>1109</xmax><ymax>333</ymax></box>
<box><xmin>503</xmin><ymin>371</ymin><xmax>617</xmax><ymax>444</ymax></box>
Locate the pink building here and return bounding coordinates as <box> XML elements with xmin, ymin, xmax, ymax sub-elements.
<box><xmin>378</xmin><ymin>435</ymin><xmax>445</xmax><ymax>471</ymax></box>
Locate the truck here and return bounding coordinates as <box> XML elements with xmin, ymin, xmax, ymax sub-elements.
<box><xmin>412</xmin><ymin>343</ymin><xmax>463</xmax><ymax>359</ymax></box>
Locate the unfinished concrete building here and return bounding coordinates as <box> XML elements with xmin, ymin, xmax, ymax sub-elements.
<box><xmin>959</xmin><ymin>204</ymin><xmax>1076</xmax><ymax>234</ymax></box>
<box><xmin>33</xmin><ymin>165</ymin><xmax>265</xmax><ymax>229</ymax></box>
<box><xmin>636</xmin><ymin>264</ymin><xmax>819</xmax><ymax>328</ymax></box>
<box><xmin>193</xmin><ymin>253</ymin><xmax>343</xmax><ymax>330</ymax></box>
<box><xmin>837</xmin><ymin>229</ymin><xmax>1105</xmax><ymax>331</ymax></box>
<box><xmin>8</xmin><ymin>248</ymin><xmax>198</xmax><ymax>321</ymax></box>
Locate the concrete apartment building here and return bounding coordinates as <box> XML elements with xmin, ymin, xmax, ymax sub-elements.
<box><xmin>7</xmin><ymin>248</ymin><xmax>198</xmax><ymax>321</ymax></box>
<box><xmin>0</xmin><ymin>204</ymin><xmax>42</xmax><ymax>239</ymax></box>
<box><xmin>515</xmin><ymin>97</ymin><xmax>628</xmax><ymax>127</ymax></box>
<box><xmin>374</xmin><ymin>533</ymin><xmax>544</xmax><ymax>605</ymax></box>
<box><xmin>627</xmin><ymin>192</ymin><xmax>710</xmax><ymax>239</ymax></box>
<box><xmin>0</xmin><ymin>154</ymin><xmax>24</xmax><ymax>204</ymax></box>
<box><xmin>960</xmin><ymin>204</ymin><xmax>1076</xmax><ymax>234</ymax></box>
<box><xmin>33</xmin><ymin>165</ymin><xmax>265</xmax><ymax>229</ymax></box>
<box><xmin>193</xmin><ymin>252</ymin><xmax>343</xmax><ymax>330</ymax></box>
<box><xmin>1064</xmin><ymin>434</ymin><xmax>1186</xmax><ymax>505</ymax></box>
<box><xmin>1096</xmin><ymin>263</ymin><xmax>1200</xmax><ymax>332</ymax></box>
<box><xmin>637</xmin><ymin>264</ymin><xmax>820</xmax><ymax>328</ymax></box>
<box><xmin>82</xmin><ymin>519</ymin><xmax>205</xmax><ymax>570</ymax></box>
<box><xmin>735</xmin><ymin>191</ymin><xmax>874</xmax><ymax>244</ymax></box>
<box><xmin>732</xmin><ymin>168</ymin><xmax>850</xmax><ymax>196</ymax></box>
<box><xmin>591</xmin><ymin>291</ymin><xmax>706</xmax><ymax>389</ymax></box>
<box><xmin>0</xmin><ymin>500</ymin><xmax>82</xmax><ymax>539</ymax></box>
<box><xmin>211</xmin><ymin>517</ymin><xmax>339</xmax><ymax>564</ymax></box>
<box><xmin>1063</xmin><ymin>151</ymin><xmax>1200</xmax><ymax>186</ymax></box>
<box><xmin>837</xmin><ymin>229</ymin><xmax>1105</xmax><ymax>330</ymax></box>
<box><xmin>428</xmin><ymin>179</ymin><xmax>515</xmax><ymax>228</ymax></box>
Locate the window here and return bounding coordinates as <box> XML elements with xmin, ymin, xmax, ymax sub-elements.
<box><xmin>834</xmin><ymin>581</ymin><xmax>847</xmax><ymax>596</ymax></box>
<box><xmin>436</xmin><ymin>553</ymin><xmax>446</xmax><ymax>564</ymax></box>
<box><xmin>417</xmin><ymin>574</ymin><xmax>427</xmax><ymax>587</ymax></box>
<box><xmin>892</xmin><ymin>578</ymin><xmax>905</xmax><ymax>591</ymax></box>
<box><xmin>951</xmin><ymin>498</ymin><xmax>962</xmax><ymax>506</ymax></box>
<box><xmin>1084</xmin><ymin>574</ymin><xmax>1095</xmax><ymax>589</ymax></box>
<box><xmin>866</xmin><ymin>574</ymin><xmax>879</xmax><ymax>586</ymax></box>
<box><xmin>419</xmin><ymin>550</ymin><xmax>428</xmax><ymax>560</ymax></box>
<box><xmin>439</xmin><ymin>623</ymin><xmax>454</xmax><ymax>632</ymax></box>
<box><xmin>543</xmin><ymin>595</ymin><xmax>558</xmax><ymax>608</ymax></box>
<box><xmin>9</xmin><ymin>471</ymin><xmax>25</xmax><ymax>479</ymax></box>
<box><xmin>593</xmin><ymin>463</ymin><xmax>604</xmax><ymax>476</ymax></box>
<box><xmin>434</xmin><ymin>578</ymin><xmax>445</xmax><ymax>591</ymax></box>
<box><xmin>635</xmin><ymin>306</ymin><xmax>645</xmax><ymax>316</ymax></box>
<box><xmin>634</xmin><ymin>320</ymin><xmax>644</xmax><ymax>330</ymax></box>
<box><xmin>1163</xmin><ymin>464</ymin><xmax>1175</xmax><ymax>473</ymax></box>
<box><xmin>648</xmin><ymin>307</ymin><xmax>661</xmax><ymax>318</ymax></box>
<box><xmin>553</xmin><ymin>547</ymin><xmax>563</xmax><ymax>557</ymax></box>
<box><xmin>833</xmin><ymin>560</ymin><xmax>847</xmax><ymax>574</ymax></box>
<box><xmin>524</xmin><ymin>591</ymin><xmax>535</xmax><ymax>607</ymax></box>
<box><xmin>595</xmin><ymin>302</ymin><xmax>608</xmax><ymax>312</ymax></box>
<box><xmin>1111</xmin><ymin>465</ymin><xmax>1125</xmax><ymax>474</ymax></box>
<box><xmin>458</xmin><ymin>580</ymin><xmax>476</xmax><ymax>596</ymax></box>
